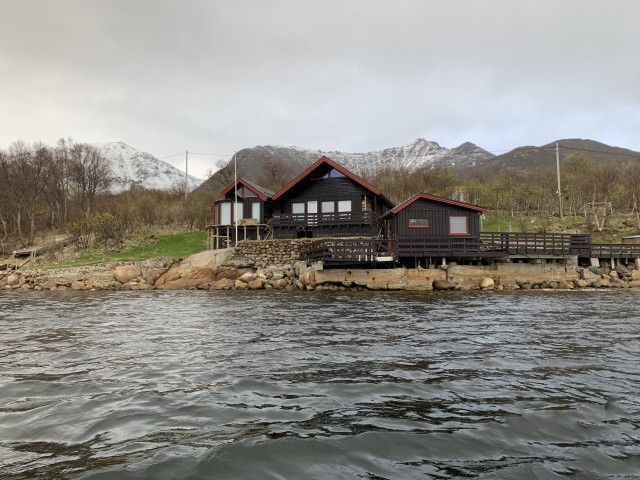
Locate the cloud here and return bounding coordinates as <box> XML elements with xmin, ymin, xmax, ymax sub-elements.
<box><xmin>1</xmin><ymin>0</ymin><xmax>639</xmax><ymax>176</ymax></box>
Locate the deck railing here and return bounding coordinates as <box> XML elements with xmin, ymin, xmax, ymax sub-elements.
<box><xmin>301</xmin><ymin>238</ymin><xmax>393</xmax><ymax>263</ymax></box>
<box><xmin>272</xmin><ymin>211</ymin><xmax>380</xmax><ymax>228</ymax></box>
<box><xmin>479</xmin><ymin>232</ymin><xmax>592</xmax><ymax>256</ymax></box>
<box><xmin>590</xmin><ymin>243</ymin><xmax>640</xmax><ymax>258</ymax></box>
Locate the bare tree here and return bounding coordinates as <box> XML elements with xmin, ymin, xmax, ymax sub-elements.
<box><xmin>258</xmin><ymin>157</ymin><xmax>293</xmax><ymax>191</ymax></box>
<box><xmin>0</xmin><ymin>141</ymin><xmax>48</xmax><ymax>245</ymax></box>
<box><xmin>68</xmin><ymin>143</ymin><xmax>113</xmax><ymax>217</ymax></box>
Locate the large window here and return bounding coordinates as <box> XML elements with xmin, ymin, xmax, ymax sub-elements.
<box><xmin>251</xmin><ymin>203</ymin><xmax>260</xmax><ymax>222</ymax></box>
<box><xmin>220</xmin><ymin>203</ymin><xmax>231</xmax><ymax>225</ymax></box>
<box><xmin>235</xmin><ymin>203</ymin><xmax>244</xmax><ymax>225</ymax></box>
<box><xmin>321</xmin><ymin>201</ymin><xmax>335</xmax><ymax>213</ymax></box>
<box><xmin>449</xmin><ymin>215</ymin><xmax>469</xmax><ymax>235</ymax></box>
<box><xmin>337</xmin><ymin>200</ymin><xmax>352</xmax><ymax>213</ymax></box>
<box><xmin>409</xmin><ymin>218</ymin><xmax>430</xmax><ymax>228</ymax></box>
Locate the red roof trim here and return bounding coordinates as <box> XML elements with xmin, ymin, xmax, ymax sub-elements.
<box><xmin>391</xmin><ymin>193</ymin><xmax>487</xmax><ymax>214</ymax></box>
<box><xmin>219</xmin><ymin>178</ymin><xmax>269</xmax><ymax>201</ymax></box>
<box><xmin>272</xmin><ymin>156</ymin><xmax>387</xmax><ymax>202</ymax></box>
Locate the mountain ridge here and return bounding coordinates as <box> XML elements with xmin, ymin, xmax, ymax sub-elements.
<box><xmin>197</xmin><ymin>138</ymin><xmax>496</xmax><ymax>195</ymax></box>
<box><xmin>481</xmin><ymin>138</ymin><xmax>640</xmax><ymax>174</ymax></box>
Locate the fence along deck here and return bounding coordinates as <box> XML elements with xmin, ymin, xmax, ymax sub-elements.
<box><xmin>299</xmin><ymin>232</ymin><xmax>640</xmax><ymax>264</ymax></box>
<box><xmin>301</xmin><ymin>238</ymin><xmax>393</xmax><ymax>264</ymax></box>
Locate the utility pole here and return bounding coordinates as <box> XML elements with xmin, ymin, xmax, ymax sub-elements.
<box><xmin>556</xmin><ymin>142</ymin><xmax>563</xmax><ymax>219</ymax></box>
<box><xmin>185</xmin><ymin>150</ymin><xmax>189</xmax><ymax>200</ymax></box>
<box><xmin>234</xmin><ymin>152</ymin><xmax>238</xmax><ymax>247</ymax></box>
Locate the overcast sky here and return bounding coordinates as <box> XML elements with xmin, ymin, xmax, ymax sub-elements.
<box><xmin>1</xmin><ymin>0</ymin><xmax>639</xmax><ymax>177</ymax></box>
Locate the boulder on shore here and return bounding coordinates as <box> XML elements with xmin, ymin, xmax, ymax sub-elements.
<box><xmin>480</xmin><ymin>277</ymin><xmax>495</xmax><ymax>290</ymax></box>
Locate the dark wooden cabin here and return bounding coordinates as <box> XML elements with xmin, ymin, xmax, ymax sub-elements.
<box><xmin>270</xmin><ymin>156</ymin><xmax>394</xmax><ymax>239</ymax></box>
<box><xmin>211</xmin><ymin>178</ymin><xmax>275</xmax><ymax>247</ymax></box>
<box><xmin>383</xmin><ymin>193</ymin><xmax>486</xmax><ymax>265</ymax></box>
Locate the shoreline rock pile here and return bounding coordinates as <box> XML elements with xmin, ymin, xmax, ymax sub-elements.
<box><xmin>2</xmin><ymin>249</ymin><xmax>639</xmax><ymax>293</ymax></box>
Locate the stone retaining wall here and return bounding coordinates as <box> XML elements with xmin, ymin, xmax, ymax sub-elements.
<box><xmin>230</xmin><ymin>239</ymin><xmax>306</xmax><ymax>267</ymax></box>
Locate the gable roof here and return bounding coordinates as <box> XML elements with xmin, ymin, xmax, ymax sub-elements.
<box><xmin>219</xmin><ymin>178</ymin><xmax>275</xmax><ymax>202</ymax></box>
<box><xmin>388</xmin><ymin>193</ymin><xmax>487</xmax><ymax>215</ymax></box>
<box><xmin>272</xmin><ymin>156</ymin><xmax>393</xmax><ymax>206</ymax></box>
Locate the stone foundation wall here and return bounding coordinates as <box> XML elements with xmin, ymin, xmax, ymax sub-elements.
<box><xmin>229</xmin><ymin>239</ymin><xmax>307</xmax><ymax>267</ymax></box>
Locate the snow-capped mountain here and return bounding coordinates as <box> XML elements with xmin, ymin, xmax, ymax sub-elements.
<box><xmin>197</xmin><ymin>138</ymin><xmax>494</xmax><ymax>194</ymax></box>
<box><xmin>324</xmin><ymin>138</ymin><xmax>494</xmax><ymax>177</ymax></box>
<box><xmin>91</xmin><ymin>142</ymin><xmax>203</xmax><ymax>193</ymax></box>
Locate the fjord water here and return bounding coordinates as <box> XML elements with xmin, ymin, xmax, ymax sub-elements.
<box><xmin>1</xmin><ymin>290</ymin><xmax>639</xmax><ymax>479</ymax></box>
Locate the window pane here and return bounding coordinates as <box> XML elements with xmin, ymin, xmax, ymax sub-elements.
<box><xmin>449</xmin><ymin>216</ymin><xmax>468</xmax><ymax>234</ymax></box>
<box><xmin>292</xmin><ymin>203</ymin><xmax>305</xmax><ymax>214</ymax></box>
<box><xmin>235</xmin><ymin>203</ymin><xmax>243</xmax><ymax>224</ymax></box>
<box><xmin>307</xmin><ymin>201</ymin><xmax>318</xmax><ymax>214</ymax></box>
<box><xmin>337</xmin><ymin>200</ymin><xmax>352</xmax><ymax>212</ymax></box>
<box><xmin>409</xmin><ymin>218</ymin><xmax>429</xmax><ymax>227</ymax></box>
<box><xmin>321</xmin><ymin>201</ymin><xmax>335</xmax><ymax>213</ymax></box>
<box><xmin>220</xmin><ymin>203</ymin><xmax>231</xmax><ymax>225</ymax></box>
<box><xmin>251</xmin><ymin>202</ymin><xmax>260</xmax><ymax>222</ymax></box>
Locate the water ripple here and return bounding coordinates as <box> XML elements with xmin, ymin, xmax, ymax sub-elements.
<box><xmin>0</xmin><ymin>289</ymin><xmax>639</xmax><ymax>479</ymax></box>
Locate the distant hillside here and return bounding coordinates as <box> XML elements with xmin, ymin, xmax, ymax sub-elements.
<box><xmin>197</xmin><ymin>138</ymin><xmax>495</xmax><ymax>195</ymax></box>
<box><xmin>92</xmin><ymin>142</ymin><xmax>203</xmax><ymax>193</ymax></box>
<box><xmin>481</xmin><ymin>139</ymin><xmax>640</xmax><ymax>174</ymax></box>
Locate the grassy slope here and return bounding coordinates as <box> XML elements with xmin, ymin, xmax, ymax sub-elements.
<box><xmin>482</xmin><ymin>213</ymin><xmax>639</xmax><ymax>243</ymax></box>
<box><xmin>46</xmin><ymin>231</ymin><xmax>207</xmax><ymax>269</ymax></box>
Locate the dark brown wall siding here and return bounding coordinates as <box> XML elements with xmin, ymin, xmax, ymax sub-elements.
<box><xmin>393</xmin><ymin>198</ymin><xmax>480</xmax><ymax>238</ymax></box>
<box><xmin>279</xmin><ymin>178</ymin><xmax>378</xmax><ymax>213</ymax></box>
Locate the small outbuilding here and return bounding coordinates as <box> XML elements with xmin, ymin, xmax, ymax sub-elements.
<box><xmin>210</xmin><ymin>178</ymin><xmax>275</xmax><ymax>247</ymax></box>
<box><xmin>383</xmin><ymin>193</ymin><xmax>486</xmax><ymax>266</ymax></box>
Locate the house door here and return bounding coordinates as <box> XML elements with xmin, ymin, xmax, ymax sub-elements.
<box><xmin>307</xmin><ymin>201</ymin><xmax>318</xmax><ymax>226</ymax></box>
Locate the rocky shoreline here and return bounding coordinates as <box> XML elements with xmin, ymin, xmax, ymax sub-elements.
<box><xmin>2</xmin><ymin>248</ymin><xmax>640</xmax><ymax>292</ymax></box>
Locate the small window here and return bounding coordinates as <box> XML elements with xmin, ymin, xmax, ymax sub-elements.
<box><xmin>322</xmin><ymin>168</ymin><xmax>346</xmax><ymax>178</ymax></box>
<box><xmin>292</xmin><ymin>203</ymin><xmax>305</xmax><ymax>214</ymax></box>
<box><xmin>449</xmin><ymin>215</ymin><xmax>469</xmax><ymax>235</ymax></box>
<box><xmin>409</xmin><ymin>218</ymin><xmax>430</xmax><ymax>228</ymax></box>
